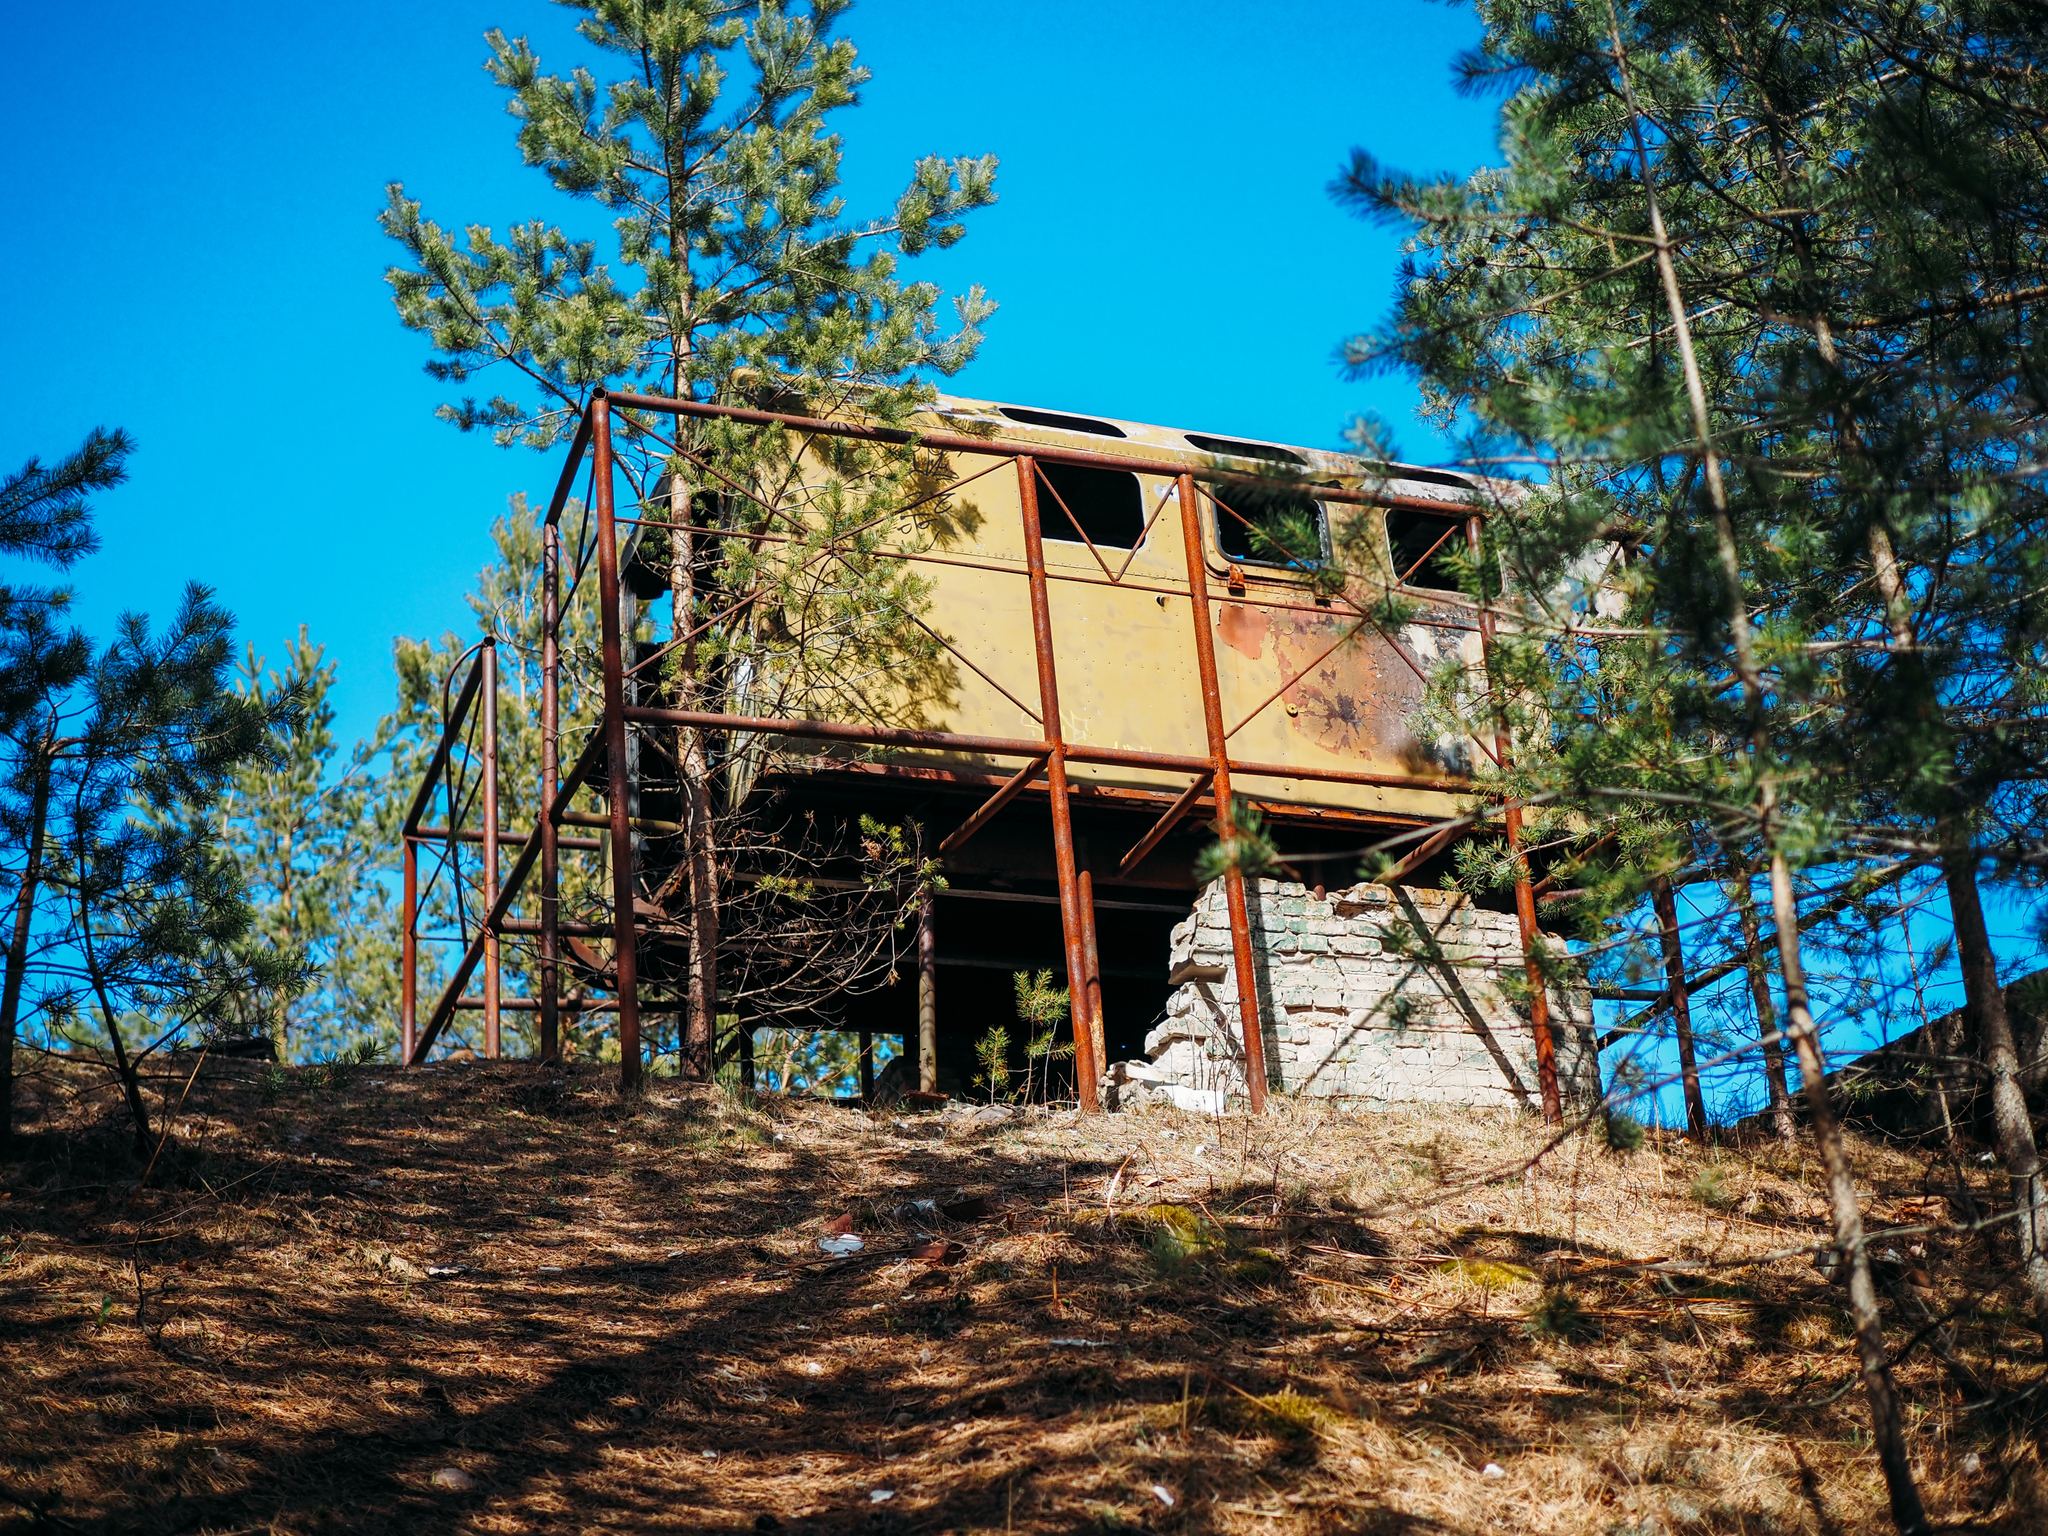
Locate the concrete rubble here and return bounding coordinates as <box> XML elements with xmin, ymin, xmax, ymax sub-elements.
<box><xmin>1114</xmin><ymin>877</ymin><xmax>1597</xmax><ymax>1111</ymax></box>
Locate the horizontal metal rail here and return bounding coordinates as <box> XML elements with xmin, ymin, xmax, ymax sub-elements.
<box><xmin>450</xmin><ymin>996</ymin><xmax>689</xmax><ymax>1012</ymax></box>
<box><xmin>603</xmin><ymin>389</ymin><xmax>1483</xmax><ymax>517</ymax></box>
<box><xmin>620</xmin><ymin>704</ymin><xmax>1466</xmax><ymax>795</ymax></box>
<box><xmin>411</xmin><ymin>825</ymin><xmax>605</xmax><ymax>852</ymax></box>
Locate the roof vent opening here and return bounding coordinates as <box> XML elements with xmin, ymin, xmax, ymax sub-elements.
<box><xmin>1375</xmin><ymin>463</ymin><xmax>1477</xmax><ymax>491</ymax></box>
<box><xmin>1185</xmin><ymin>433</ymin><xmax>1307</xmax><ymax>466</ymax></box>
<box><xmin>999</xmin><ymin>406</ymin><xmax>1128</xmax><ymax>438</ymax></box>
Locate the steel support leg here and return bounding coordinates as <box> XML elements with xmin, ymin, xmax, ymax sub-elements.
<box><xmin>540</xmin><ymin>520</ymin><xmax>561</xmax><ymax>1062</ymax></box>
<box><xmin>1177</xmin><ymin>474</ymin><xmax>1268</xmax><ymax>1112</ymax></box>
<box><xmin>1016</xmin><ymin>455</ymin><xmax>1101</xmax><ymax>1111</ymax></box>
<box><xmin>1075</xmin><ymin>838</ymin><xmax>1106</xmax><ymax>1080</ymax></box>
<box><xmin>593</xmin><ymin>394</ymin><xmax>642</xmax><ymax>1089</ymax></box>
<box><xmin>482</xmin><ymin>636</ymin><xmax>501</xmax><ymax>1059</ymax></box>
<box><xmin>1467</xmin><ymin>516</ymin><xmax>1561</xmax><ymax>1123</ymax></box>
<box><xmin>401</xmin><ymin>836</ymin><xmax>417</xmax><ymax>1065</ymax></box>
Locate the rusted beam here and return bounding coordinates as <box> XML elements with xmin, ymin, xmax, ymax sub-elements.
<box><xmin>591</xmin><ymin>394</ymin><xmax>642</xmax><ymax>1090</ymax></box>
<box><xmin>1117</xmin><ymin>771</ymin><xmax>1213</xmax><ymax>878</ymax></box>
<box><xmin>1372</xmin><ymin>818</ymin><xmax>1464</xmax><ymax>887</ymax></box>
<box><xmin>450</xmin><ymin>996</ymin><xmax>688</xmax><ymax>1012</ymax></box>
<box><xmin>409</xmin><ymin>730</ymin><xmax>605</xmax><ymax>1065</ymax></box>
<box><xmin>1075</xmin><ymin>838</ymin><xmax>1106</xmax><ymax>1079</ymax></box>
<box><xmin>481</xmin><ymin>637</ymin><xmax>501</xmax><ymax>1059</ymax></box>
<box><xmin>1469</xmin><ymin>515</ymin><xmax>1561</xmax><ymax>1124</ymax></box>
<box><xmin>1017</xmin><ymin>455</ymin><xmax>1101</xmax><ymax>1112</ymax></box>
<box><xmin>401</xmin><ymin>835</ymin><xmax>417</xmax><ymax>1064</ymax></box>
<box><xmin>541</xmin><ymin>517</ymin><xmax>561</xmax><ymax>1061</ymax></box>
<box><xmin>410</xmin><ymin>826</ymin><xmax>604</xmax><ymax>852</ymax></box>
<box><xmin>1178</xmin><ymin>472</ymin><xmax>1269</xmax><ymax>1113</ymax></box>
<box><xmin>604</xmin><ymin>389</ymin><xmax>1481</xmax><ymax>518</ymax></box>
<box><xmin>936</xmin><ymin>753</ymin><xmax>1049</xmax><ymax>856</ymax></box>
<box><xmin>618</xmin><ymin>704</ymin><xmax>1467</xmax><ymax>795</ymax></box>
<box><xmin>542</xmin><ymin>405</ymin><xmax>596</xmax><ymax>530</ymax></box>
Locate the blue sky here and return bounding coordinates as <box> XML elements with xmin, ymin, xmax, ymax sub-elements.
<box><xmin>1</xmin><ymin>0</ymin><xmax>1497</xmax><ymax>748</ymax></box>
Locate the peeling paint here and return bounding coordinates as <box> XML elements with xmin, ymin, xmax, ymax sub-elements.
<box><xmin>1217</xmin><ymin>603</ymin><xmax>1267</xmax><ymax>661</ymax></box>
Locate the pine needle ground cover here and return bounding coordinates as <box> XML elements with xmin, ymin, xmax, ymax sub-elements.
<box><xmin>2</xmin><ymin>1061</ymin><xmax>2042</xmax><ymax>1534</ymax></box>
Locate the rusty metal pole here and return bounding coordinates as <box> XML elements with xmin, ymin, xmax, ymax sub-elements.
<box><xmin>1016</xmin><ymin>455</ymin><xmax>1101</xmax><ymax>1111</ymax></box>
<box><xmin>917</xmin><ymin>887</ymin><xmax>937</xmax><ymax>1092</ymax></box>
<box><xmin>540</xmin><ymin>518</ymin><xmax>561</xmax><ymax>1062</ymax></box>
<box><xmin>592</xmin><ymin>394</ymin><xmax>642</xmax><ymax>1089</ymax></box>
<box><xmin>481</xmin><ymin>636</ymin><xmax>501</xmax><ymax>1059</ymax></box>
<box><xmin>1467</xmin><ymin>516</ymin><xmax>1562</xmax><ymax>1124</ymax></box>
<box><xmin>1176</xmin><ymin>474</ymin><xmax>1268</xmax><ymax>1112</ymax></box>
<box><xmin>1653</xmin><ymin>876</ymin><xmax>1708</xmax><ymax>1139</ymax></box>
<box><xmin>1075</xmin><ymin>838</ymin><xmax>1106</xmax><ymax>1077</ymax></box>
<box><xmin>401</xmin><ymin>835</ymin><xmax>417</xmax><ymax>1065</ymax></box>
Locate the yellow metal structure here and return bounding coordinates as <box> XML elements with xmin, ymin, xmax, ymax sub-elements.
<box><xmin>874</xmin><ymin>391</ymin><xmax>1484</xmax><ymax>828</ymax></box>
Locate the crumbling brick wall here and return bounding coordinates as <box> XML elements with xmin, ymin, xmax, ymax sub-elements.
<box><xmin>1122</xmin><ymin>877</ymin><xmax>1597</xmax><ymax>1112</ymax></box>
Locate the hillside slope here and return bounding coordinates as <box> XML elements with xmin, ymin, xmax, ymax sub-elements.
<box><xmin>1</xmin><ymin>1056</ymin><xmax>2042</xmax><ymax>1533</ymax></box>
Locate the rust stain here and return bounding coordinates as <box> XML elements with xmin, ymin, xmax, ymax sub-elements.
<box><xmin>1217</xmin><ymin>603</ymin><xmax>1268</xmax><ymax>661</ymax></box>
<box><xmin>1268</xmin><ymin>611</ymin><xmax>1426</xmax><ymax>763</ymax></box>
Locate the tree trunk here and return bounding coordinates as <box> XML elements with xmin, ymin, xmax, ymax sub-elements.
<box><xmin>0</xmin><ymin>748</ymin><xmax>53</xmax><ymax>1146</ymax></box>
<box><xmin>1943</xmin><ymin>827</ymin><xmax>2048</xmax><ymax>1335</ymax></box>
<box><xmin>1609</xmin><ymin>21</ymin><xmax>1923</xmax><ymax>1522</ymax></box>
<box><xmin>81</xmin><ymin>901</ymin><xmax>152</xmax><ymax>1156</ymax></box>
<box><xmin>668</xmin><ymin>466</ymin><xmax>720</xmax><ymax>1082</ymax></box>
<box><xmin>1652</xmin><ymin>875</ymin><xmax>1707</xmax><ymax>1139</ymax></box>
<box><xmin>1730</xmin><ymin>875</ymin><xmax>1794</xmax><ymax>1139</ymax></box>
<box><xmin>1770</xmin><ymin>851</ymin><xmax>1929</xmax><ymax>1535</ymax></box>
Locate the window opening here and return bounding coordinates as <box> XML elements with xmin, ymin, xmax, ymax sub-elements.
<box><xmin>1184</xmin><ymin>432</ymin><xmax>1307</xmax><ymax>466</ymax></box>
<box><xmin>1213</xmin><ymin>487</ymin><xmax>1327</xmax><ymax>571</ymax></box>
<box><xmin>1038</xmin><ymin>463</ymin><xmax>1145</xmax><ymax>549</ymax></box>
<box><xmin>1000</xmin><ymin>406</ymin><xmax>1127</xmax><ymax>438</ymax></box>
<box><xmin>1385</xmin><ymin>509</ymin><xmax>1466</xmax><ymax>592</ymax></box>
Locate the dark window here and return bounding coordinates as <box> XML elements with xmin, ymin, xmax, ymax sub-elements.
<box><xmin>1385</xmin><ymin>509</ymin><xmax>1466</xmax><ymax>591</ymax></box>
<box><xmin>1184</xmin><ymin>433</ymin><xmax>1307</xmax><ymax>466</ymax></box>
<box><xmin>1037</xmin><ymin>463</ymin><xmax>1145</xmax><ymax>549</ymax></box>
<box><xmin>1213</xmin><ymin>487</ymin><xmax>1327</xmax><ymax>570</ymax></box>
<box><xmin>1000</xmin><ymin>406</ymin><xmax>1127</xmax><ymax>438</ymax></box>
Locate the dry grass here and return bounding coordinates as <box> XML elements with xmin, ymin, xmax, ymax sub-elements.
<box><xmin>2</xmin><ymin>1055</ymin><xmax>2045</xmax><ymax>1534</ymax></box>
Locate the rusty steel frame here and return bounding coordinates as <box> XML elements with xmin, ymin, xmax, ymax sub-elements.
<box><xmin>1466</xmin><ymin>515</ymin><xmax>1562</xmax><ymax>1125</ymax></box>
<box><xmin>398</xmin><ymin>387</ymin><xmax>1561</xmax><ymax>1121</ymax></box>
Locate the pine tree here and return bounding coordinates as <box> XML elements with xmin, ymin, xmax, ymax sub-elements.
<box><xmin>50</xmin><ymin>589</ymin><xmax>306</xmax><ymax>1153</ymax></box>
<box><xmin>221</xmin><ymin>629</ymin><xmax>395</xmax><ymax>1061</ymax></box>
<box><xmin>0</xmin><ymin>427</ymin><xmax>124</xmax><ymax>1144</ymax></box>
<box><xmin>1324</xmin><ymin>4</ymin><xmax>2048</xmax><ymax>1524</ymax></box>
<box><xmin>380</xmin><ymin>0</ymin><xmax>997</xmax><ymax>1077</ymax></box>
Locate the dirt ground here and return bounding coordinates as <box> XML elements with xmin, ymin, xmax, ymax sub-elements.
<box><xmin>2</xmin><ymin>1055</ymin><xmax>2044</xmax><ymax>1535</ymax></box>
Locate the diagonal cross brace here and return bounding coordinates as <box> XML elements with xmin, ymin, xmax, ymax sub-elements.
<box><xmin>409</xmin><ymin>729</ymin><xmax>605</xmax><ymax>1065</ymax></box>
